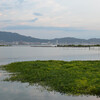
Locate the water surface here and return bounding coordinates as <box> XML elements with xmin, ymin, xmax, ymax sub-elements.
<box><xmin>0</xmin><ymin>46</ymin><xmax>100</xmax><ymax>100</ymax></box>
<box><xmin>0</xmin><ymin>46</ymin><xmax>100</xmax><ymax>65</ymax></box>
<box><xmin>0</xmin><ymin>70</ymin><xmax>100</xmax><ymax>100</ymax></box>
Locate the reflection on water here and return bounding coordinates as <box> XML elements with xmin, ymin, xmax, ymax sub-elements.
<box><xmin>0</xmin><ymin>70</ymin><xmax>100</xmax><ymax>100</ymax></box>
<box><xmin>0</xmin><ymin>46</ymin><xmax>100</xmax><ymax>100</ymax></box>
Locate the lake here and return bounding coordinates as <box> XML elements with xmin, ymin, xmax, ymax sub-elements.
<box><xmin>0</xmin><ymin>46</ymin><xmax>100</xmax><ymax>100</ymax></box>
<box><xmin>0</xmin><ymin>46</ymin><xmax>100</xmax><ymax>65</ymax></box>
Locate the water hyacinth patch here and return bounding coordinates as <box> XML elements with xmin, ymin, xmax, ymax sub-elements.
<box><xmin>1</xmin><ymin>60</ymin><xmax>100</xmax><ymax>96</ymax></box>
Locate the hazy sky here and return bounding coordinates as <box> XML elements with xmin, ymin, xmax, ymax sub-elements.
<box><xmin>0</xmin><ymin>0</ymin><xmax>100</xmax><ymax>39</ymax></box>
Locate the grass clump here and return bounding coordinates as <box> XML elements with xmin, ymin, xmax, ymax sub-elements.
<box><xmin>1</xmin><ymin>60</ymin><xmax>100</xmax><ymax>96</ymax></box>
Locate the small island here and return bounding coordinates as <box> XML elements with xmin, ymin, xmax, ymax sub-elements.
<box><xmin>57</xmin><ymin>44</ymin><xmax>100</xmax><ymax>47</ymax></box>
<box><xmin>0</xmin><ymin>45</ymin><xmax>6</xmax><ymax>46</ymax></box>
<box><xmin>0</xmin><ymin>45</ymin><xmax>12</xmax><ymax>47</ymax></box>
<box><xmin>1</xmin><ymin>60</ymin><xmax>100</xmax><ymax>96</ymax></box>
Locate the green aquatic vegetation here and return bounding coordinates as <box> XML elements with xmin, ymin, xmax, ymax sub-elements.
<box><xmin>0</xmin><ymin>45</ymin><xmax>11</xmax><ymax>47</ymax></box>
<box><xmin>57</xmin><ymin>44</ymin><xmax>100</xmax><ymax>47</ymax></box>
<box><xmin>1</xmin><ymin>60</ymin><xmax>100</xmax><ymax>96</ymax></box>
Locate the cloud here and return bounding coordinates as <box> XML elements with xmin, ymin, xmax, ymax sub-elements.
<box><xmin>0</xmin><ymin>20</ymin><xmax>13</xmax><ymax>22</ymax></box>
<box><xmin>0</xmin><ymin>18</ymin><xmax>38</xmax><ymax>23</ymax></box>
<box><xmin>33</xmin><ymin>13</ymin><xmax>42</xmax><ymax>16</ymax></box>
<box><xmin>0</xmin><ymin>6</ymin><xmax>12</xmax><ymax>11</ymax></box>
<box><xmin>0</xmin><ymin>0</ymin><xmax>25</xmax><ymax>11</ymax></box>
<box><xmin>18</xmin><ymin>0</ymin><xmax>25</xmax><ymax>4</ymax></box>
<box><xmin>28</xmin><ymin>18</ymin><xmax>38</xmax><ymax>22</ymax></box>
<box><xmin>2</xmin><ymin>25</ymin><xmax>87</xmax><ymax>32</ymax></box>
<box><xmin>0</xmin><ymin>0</ymin><xmax>100</xmax><ymax>31</ymax></box>
<box><xmin>2</xmin><ymin>25</ymin><xmax>34</xmax><ymax>30</ymax></box>
<box><xmin>0</xmin><ymin>13</ymin><xmax>3</xmax><ymax>16</ymax></box>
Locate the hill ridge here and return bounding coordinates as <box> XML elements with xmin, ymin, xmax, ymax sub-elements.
<box><xmin>0</xmin><ymin>31</ymin><xmax>100</xmax><ymax>44</ymax></box>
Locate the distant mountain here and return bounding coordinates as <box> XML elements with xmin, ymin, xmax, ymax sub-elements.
<box><xmin>51</xmin><ymin>37</ymin><xmax>87</xmax><ymax>44</ymax></box>
<box><xmin>0</xmin><ymin>31</ymin><xmax>48</xmax><ymax>42</ymax></box>
<box><xmin>52</xmin><ymin>37</ymin><xmax>100</xmax><ymax>44</ymax></box>
<box><xmin>0</xmin><ymin>31</ymin><xmax>100</xmax><ymax>44</ymax></box>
